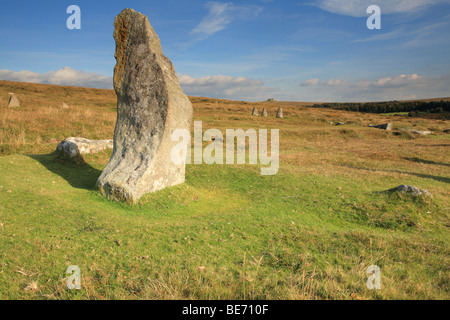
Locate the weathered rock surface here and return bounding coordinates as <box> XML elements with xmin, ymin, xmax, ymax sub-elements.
<box><xmin>96</xmin><ymin>9</ymin><xmax>193</xmax><ymax>204</ymax></box>
<box><xmin>410</xmin><ymin>129</ymin><xmax>432</xmax><ymax>136</ymax></box>
<box><xmin>399</xmin><ymin>129</ymin><xmax>432</xmax><ymax>136</ymax></box>
<box><xmin>262</xmin><ymin>108</ymin><xmax>268</xmax><ymax>117</ymax></box>
<box><xmin>251</xmin><ymin>107</ymin><xmax>259</xmax><ymax>116</ymax></box>
<box><xmin>389</xmin><ymin>185</ymin><xmax>433</xmax><ymax>198</ymax></box>
<box><xmin>276</xmin><ymin>107</ymin><xmax>283</xmax><ymax>118</ymax></box>
<box><xmin>369</xmin><ymin>123</ymin><xmax>392</xmax><ymax>131</ymax></box>
<box><xmin>56</xmin><ymin>137</ymin><xmax>113</xmax><ymax>158</ymax></box>
<box><xmin>8</xmin><ymin>93</ymin><xmax>20</xmax><ymax>108</ymax></box>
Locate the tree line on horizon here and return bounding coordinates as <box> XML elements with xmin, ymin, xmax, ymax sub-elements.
<box><xmin>310</xmin><ymin>100</ymin><xmax>450</xmax><ymax>117</ymax></box>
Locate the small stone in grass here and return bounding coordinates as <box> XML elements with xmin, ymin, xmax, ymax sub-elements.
<box><xmin>198</xmin><ymin>266</ymin><xmax>206</xmax><ymax>272</ymax></box>
<box><xmin>24</xmin><ymin>281</ymin><xmax>38</xmax><ymax>291</ymax></box>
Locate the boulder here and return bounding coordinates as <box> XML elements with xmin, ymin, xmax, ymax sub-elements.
<box><xmin>276</xmin><ymin>107</ymin><xmax>283</xmax><ymax>119</ymax></box>
<box><xmin>251</xmin><ymin>107</ymin><xmax>259</xmax><ymax>116</ymax></box>
<box><xmin>399</xmin><ymin>129</ymin><xmax>432</xmax><ymax>136</ymax></box>
<box><xmin>96</xmin><ymin>9</ymin><xmax>193</xmax><ymax>204</ymax></box>
<box><xmin>262</xmin><ymin>108</ymin><xmax>268</xmax><ymax>117</ymax></box>
<box><xmin>7</xmin><ymin>93</ymin><xmax>20</xmax><ymax>108</ymax></box>
<box><xmin>394</xmin><ymin>185</ymin><xmax>433</xmax><ymax>198</ymax></box>
<box><xmin>410</xmin><ymin>130</ymin><xmax>432</xmax><ymax>136</ymax></box>
<box><xmin>369</xmin><ymin>123</ymin><xmax>392</xmax><ymax>131</ymax></box>
<box><xmin>56</xmin><ymin>137</ymin><xmax>113</xmax><ymax>158</ymax></box>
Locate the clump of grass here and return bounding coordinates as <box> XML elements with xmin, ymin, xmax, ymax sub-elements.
<box><xmin>392</xmin><ymin>130</ymin><xmax>416</xmax><ymax>139</ymax></box>
<box><xmin>339</xmin><ymin>129</ymin><xmax>363</xmax><ymax>139</ymax></box>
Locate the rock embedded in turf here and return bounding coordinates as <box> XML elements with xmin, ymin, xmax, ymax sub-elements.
<box><xmin>96</xmin><ymin>8</ymin><xmax>193</xmax><ymax>204</ymax></box>
<box><xmin>390</xmin><ymin>185</ymin><xmax>433</xmax><ymax>198</ymax></box>
<box><xmin>56</xmin><ymin>137</ymin><xmax>113</xmax><ymax>158</ymax></box>
<box><xmin>410</xmin><ymin>129</ymin><xmax>432</xmax><ymax>136</ymax></box>
<box><xmin>369</xmin><ymin>123</ymin><xmax>392</xmax><ymax>131</ymax></box>
<box><xmin>7</xmin><ymin>93</ymin><xmax>20</xmax><ymax>108</ymax></box>
<box><xmin>252</xmin><ymin>107</ymin><xmax>259</xmax><ymax>116</ymax></box>
<box><xmin>276</xmin><ymin>107</ymin><xmax>283</xmax><ymax>118</ymax></box>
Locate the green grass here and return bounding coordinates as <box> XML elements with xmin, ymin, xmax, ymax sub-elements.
<box><xmin>0</xmin><ymin>151</ymin><xmax>448</xmax><ymax>300</ymax></box>
<box><xmin>0</xmin><ymin>81</ymin><xmax>449</xmax><ymax>300</ymax></box>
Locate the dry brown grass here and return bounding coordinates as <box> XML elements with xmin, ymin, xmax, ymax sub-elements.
<box><xmin>1</xmin><ymin>79</ymin><xmax>449</xmax><ymax>198</ymax></box>
<box><xmin>0</xmin><ymin>81</ymin><xmax>117</xmax><ymax>155</ymax></box>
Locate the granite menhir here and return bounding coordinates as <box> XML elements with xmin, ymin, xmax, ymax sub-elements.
<box><xmin>97</xmin><ymin>9</ymin><xmax>193</xmax><ymax>204</ymax></box>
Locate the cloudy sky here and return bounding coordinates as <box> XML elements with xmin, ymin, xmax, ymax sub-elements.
<box><xmin>0</xmin><ymin>0</ymin><xmax>449</xmax><ymax>102</ymax></box>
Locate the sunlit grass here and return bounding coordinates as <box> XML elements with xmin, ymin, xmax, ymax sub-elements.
<box><xmin>0</xmin><ymin>80</ymin><xmax>448</xmax><ymax>300</ymax></box>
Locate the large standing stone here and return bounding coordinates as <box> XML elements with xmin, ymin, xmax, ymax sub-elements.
<box><xmin>96</xmin><ymin>9</ymin><xmax>193</xmax><ymax>204</ymax></box>
<box><xmin>251</xmin><ymin>107</ymin><xmax>259</xmax><ymax>116</ymax></box>
<box><xmin>276</xmin><ymin>107</ymin><xmax>283</xmax><ymax>118</ymax></box>
<box><xmin>8</xmin><ymin>93</ymin><xmax>20</xmax><ymax>108</ymax></box>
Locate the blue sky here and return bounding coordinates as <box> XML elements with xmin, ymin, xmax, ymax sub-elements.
<box><xmin>1</xmin><ymin>0</ymin><xmax>449</xmax><ymax>102</ymax></box>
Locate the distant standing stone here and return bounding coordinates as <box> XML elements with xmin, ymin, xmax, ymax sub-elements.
<box><xmin>262</xmin><ymin>108</ymin><xmax>268</xmax><ymax>117</ymax></box>
<box><xmin>60</xmin><ymin>102</ymin><xmax>69</xmax><ymax>109</ymax></box>
<box><xmin>96</xmin><ymin>9</ymin><xmax>193</xmax><ymax>204</ymax></box>
<box><xmin>7</xmin><ymin>93</ymin><xmax>20</xmax><ymax>108</ymax></box>
<box><xmin>276</xmin><ymin>107</ymin><xmax>283</xmax><ymax>118</ymax></box>
<box><xmin>252</xmin><ymin>107</ymin><xmax>259</xmax><ymax>116</ymax></box>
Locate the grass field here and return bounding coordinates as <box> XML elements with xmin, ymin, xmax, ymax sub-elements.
<box><xmin>0</xmin><ymin>80</ymin><xmax>449</xmax><ymax>300</ymax></box>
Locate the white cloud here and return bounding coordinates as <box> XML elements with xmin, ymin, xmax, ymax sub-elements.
<box><xmin>178</xmin><ymin>74</ymin><xmax>280</xmax><ymax>101</ymax></box>
<box><xmin>300</xmin><ymin>73</ymin><xmax>450</xmax><ymax>101</ymax></box>
<box><xmin>0</xmin><ymin>67</ymin><xmax>112</xmax><ymax>89</ymax></box>
<box><xmin>373</xmin><ymin>74</ymin><xmax>419</xmax><ymax>86</ymax></box>
<box><xmin>322</xmin><ymin>78</ymin><xmax>349</xmax><ymax>86</ymax></box>
<box><xmin>0</xmin><ymin>67</ymin><xmax>285</xmax><ymax>101</ymax></box>
<box><xmin>301</xmin><ymin>78</ymin><xmax>319</xmax><ymax>86</ymax></box>
<box><xmin>301</xmin><ymin>78</ymin><xmax>348</xmax><ymax>86</ymax></box>
<box><xmin>312</xmin><ymin>0</ymin><xmax>448</xmax><ymax>17</ymax></box>
<box><xmin>191</xmin><ymin>1</ymin><xmax>263</xmax><ymax>41</ymax></box>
